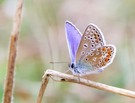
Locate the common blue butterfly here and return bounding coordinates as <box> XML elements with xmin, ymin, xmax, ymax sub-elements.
<box><xmin>65</xmin><ymin>20</ymin><xmax>116</xmax><ymax>76</ymax></box>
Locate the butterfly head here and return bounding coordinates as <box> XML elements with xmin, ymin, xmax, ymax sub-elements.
<box><xmin>68</xmin><ymin>62</ymin><xmax>81</xmax><ymax>74</ymax></box>
<box><xmin>68</xmin><ymin>62</ymin><xmax>75</xmax><ymax>71</ymax></box>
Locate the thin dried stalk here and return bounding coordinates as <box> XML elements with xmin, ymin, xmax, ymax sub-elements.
<box><xmin>37</xmin><ymin>69</ymin><xmax>135</xmax><ymax>103</ymax></box>
<box><xmin>3</xmin><ymin>0</ymin><xmax>23</xmax><ymax>103</ymax></box>
<box><xmin>36</xmin><ymin>73</ymin><xmax>50</xmax><ymax>103</ymax></box>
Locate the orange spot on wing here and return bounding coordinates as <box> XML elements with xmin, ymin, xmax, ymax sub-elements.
<box><xmin>102</xmin><ymin>47</ymin><xmax>106</xmax><ymax>51</ymax></box>
<box><xmin>94</xmin><ymin>34</ymin><xmax>96</xmax><ymax>36</ymax></box>
<box><xmin>107</xmin><ymin>55</ymin><xmax>110</xmax><ymax>58</ymax></box>
<box><xmin>107</xmin><ymin>48</ymin><xmax>111</xmax><ymax>52</ymax></box>
<box><xmin>105</xmin><ymin>57</ymin><xmax>109</xmax><ymax>62</ymax></box>
<box><xmin>101</xmin><ymin>62</ymin><xmax>106</xmax><ymax>66</ymax></box>
<box><xmin>95</xmin><ymin>35</ymin><xmax>99</xmax><ymax>39</ymax></box>
<box><xmin>98</xmin><ymin>48</ymin><xmax>101</xmax><ymax>51</ymax></box>
<box><xmin>108</xmin><ymin>51</ymin><xmax>111</xmax><ymax>55</ymax></box>
<box><xmin>95</xmin><ymin>40</ymin><xmax>98</xmax><ymax>43</ymax></box>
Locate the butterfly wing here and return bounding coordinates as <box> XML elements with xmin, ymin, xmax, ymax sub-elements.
<box><xmin>79</xmin><ymin>45</ymin><xmax>116</xmax><ymax>74</ymax></box>
<box><xmin>76</xmin><ymin>23</ymin><xmax>106</xmax><ymax>62</ymax></box>
<box><xmin>65</xmin><ymin>21</ymin><xmax>82</xmax><ymax>62</ymax></box>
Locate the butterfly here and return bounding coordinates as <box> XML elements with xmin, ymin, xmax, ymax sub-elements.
<box><xmin>65</xmin><ymin>20</ymin><xmax>116</xmax><ymax>76</ymax></box>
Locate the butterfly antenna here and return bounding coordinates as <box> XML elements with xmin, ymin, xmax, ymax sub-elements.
<box><xmin>50</xmin><ymin>62</ymin><xmax>68</xmax><ymax>64</ymax></box>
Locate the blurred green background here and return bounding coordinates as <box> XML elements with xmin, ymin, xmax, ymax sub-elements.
<box><xmin>0</xmin><ymin>0</ymin><xmax>135</xmax><ymax>103</ymax></box>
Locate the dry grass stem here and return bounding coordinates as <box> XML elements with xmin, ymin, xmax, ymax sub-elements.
<box><xmin>3</xmin><ymin>0</ymin><xmax>23</xmax><ymax>103</ymax></box>
<box><xmin>37</xmin><ymin>69</ymin><xmax>135</xmax><ymax>103</ymax></box>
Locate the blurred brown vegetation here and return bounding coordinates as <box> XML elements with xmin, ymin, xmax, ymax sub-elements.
<box><xmin>0</xmin><ymin>0</ymin><xmax>135</xmax><ymax>103</ymax></box>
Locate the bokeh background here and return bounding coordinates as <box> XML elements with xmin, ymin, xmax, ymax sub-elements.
<box><xmin>0</xmin><ymin>0</ymin><xmax>135</xmax><ymax>103</ymax></box>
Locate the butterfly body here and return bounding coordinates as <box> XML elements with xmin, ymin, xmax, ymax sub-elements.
<box><xmin>65</xmin><ymin>21</ymin><xmax>116</xmax><ymax>76</ymax></box>
<box><xmin>69</xmin><ymin>62</ymin><xmax>93</xmax><ymax>75</ymax></box>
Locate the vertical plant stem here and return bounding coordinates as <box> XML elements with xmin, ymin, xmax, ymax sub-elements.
<box><xmin>3</xmin><ymin>0</ymin><xmax>23</xmax><ymax>103</ymax></box>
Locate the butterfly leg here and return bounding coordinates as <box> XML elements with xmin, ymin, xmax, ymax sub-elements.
<box><xmin>81</xmin><ymin>73</ymin><xmax>90</xmax><ymax>83</ymax></box>
<box><xmin>72</xmin><ymin>74</ymin><xmax>81</xmax><ymax>82</ymax></box>
<box><xmin>64</xmin><ymin>69</ymin><xmax>70</xmax><ymax>74</ymax></box>
<box><xmin>77</xmin><ymin>74</ymin><xmax>81</xmax><ymax>82</ymax></box>
<box><xmin>50</xmin><ymin>75</ymin><xmax>61</xmax><ymax>82</ymax></box>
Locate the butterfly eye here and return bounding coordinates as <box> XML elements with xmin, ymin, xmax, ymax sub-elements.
<box><xmin>70</xmin><ymin>63</ymin><xmax>74</xmax><ymax>68</ymax></box>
